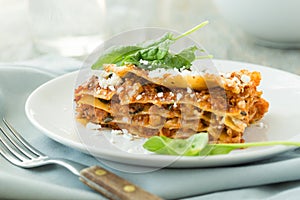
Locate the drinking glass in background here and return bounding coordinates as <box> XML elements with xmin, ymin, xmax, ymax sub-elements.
<box><xmin>28</xmin><ymin>0</ymin><xmax>207</xmax><ymax>58</ymax></box>
<box><xmin>28</xmin><ymin>0</ymin><xmax>170</xmax><ymax>58</ymax></box>
<box><xmin>28</xmin><ymin>0</ymin><xmax>107</xmax><ymax>57</ymax></box>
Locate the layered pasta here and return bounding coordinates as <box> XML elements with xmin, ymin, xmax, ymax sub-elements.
<box><xmin>74</xmin><ymin>64</ymin><xmax>269</xmax><ymax>143</ymax></box>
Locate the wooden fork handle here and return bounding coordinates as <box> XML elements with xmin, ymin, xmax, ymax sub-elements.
<box><xmin>80</xmin><ymin>165</ymin><xmax>163</xmax><ymax>200</ymax></box>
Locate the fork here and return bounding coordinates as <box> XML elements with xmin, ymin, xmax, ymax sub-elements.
<box><xmin>0</xmin><ymin>118</ymin><xmax>162</xmax><ymax>200</ymax></box>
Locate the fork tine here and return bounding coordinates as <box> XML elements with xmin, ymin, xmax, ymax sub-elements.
<box><xmin>0</xmin><ymin>121</ymin><xmax>37</xmax><ymax>159</ymax></box>
<box><xmin>0</xmin><ymin>139</ymin><xmax>23</xmax><ymax>165</ymax></box>
<box><xmin>2</xmin><ymin>118</ymin><xmax>45</xmax><ymax>157</ymax></box>
<box><xmin>0</xmin><ymin>127</ymin><xmax>29</xmax><ymax>162</ymax></box>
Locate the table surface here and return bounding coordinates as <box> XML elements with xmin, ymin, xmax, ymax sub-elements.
<box><xmin>1</xmin><ymin>0</ymin><xmax>299</xmax><ymax>75</ymax></box>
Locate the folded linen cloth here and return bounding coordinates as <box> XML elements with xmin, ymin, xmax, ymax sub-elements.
<box><xmin>1</xmin><ymin>56</ymin><xmax>300</xmax><ymax>200</ymax></box>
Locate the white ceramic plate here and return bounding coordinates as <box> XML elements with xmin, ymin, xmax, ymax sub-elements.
<box><xmin>25</xmin><ymin>60</ymin><xmax>300</xmax><ymax>168</ymax></box>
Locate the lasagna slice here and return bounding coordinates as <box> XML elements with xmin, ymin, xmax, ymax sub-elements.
<box><xmin>74</xmin><ymin>64</ymin><xmax>269</xmax><ymax>143</ymax></box>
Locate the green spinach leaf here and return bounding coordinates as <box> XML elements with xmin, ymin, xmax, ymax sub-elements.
<box><xmin>143</xmin><ymin>133</ymin><xmax>209</xmax><ymax>156</ymax></box>
<box><xmin>92</xmin><ymin>21</ymin><xmax>210</xmax><ymax>70</ymax></box>
<box><xmin>143</xmin><ymin>134</ymin><xmax>300</xmax><ymax>156</ymax></box>
<box><xmin>91</xmin><ymin>45</ymin><xmax>142</xmax><ymax>69</ymax></box>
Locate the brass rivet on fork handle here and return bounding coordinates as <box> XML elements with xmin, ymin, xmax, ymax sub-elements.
<box><xmin>95</xmin><ymin>169</ymin><xmax>107</xmax><ymax>176</ymax></box>
<box><xmin>123</xmin><ymin>185</ymin><xmax>136</xmax><ymax>193</ymax></box>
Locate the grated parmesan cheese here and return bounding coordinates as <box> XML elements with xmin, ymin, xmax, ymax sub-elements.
<box><xmin>241</xmin><ymin>74</ymin><xmax>251</xmax><ymax>83</ymax></box>
<box><xmin>157</xmin><ymin>92</ymin><xmax>164</xmax><ymax>98</ymax></box>
<box><xmin>95</xmin><ymin>70</ymin><xmax>122</xmax><ymax>90</ymax></box>
<box><xmin>176</xmin><ymin>93</ymin><xmax>183</xmax><ymax>101</ymax></box>
<box><xmin>136</xmin><ymin>94</ymin><xmax>142</xmax><ymax>100</ymax></box>
<box><xmin>187</xmin><ymin>87</ymin><xmax>192</xmax><ymax>94</ymax></box>
<box><xmin>237</xmin><ymin>100</ymin><xmax>246</xmax><ymax>109</ymax></box>
<box><xmin>108</xmin><ymin>85</ymin><xmax>115</xmax><ymax>91</ymax></box>
<box><xmin>111</xmin><ymin>129</ymin><xmax>123</xmax><ymax>135</ymax></box>
<box><xmin>86</xmin><ymin>122</ymin><xmax>102</xmax><ymax>130</ymax></box>
<box><xmin>139</xmin><ymin>59</ymin><xmax>149</xmax><ymax>65</ymax></box>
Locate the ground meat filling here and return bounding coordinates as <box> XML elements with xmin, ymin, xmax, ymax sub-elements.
<box><xmin>74</xmin><ymin>65</ymin><xmax>269</xmax><ymax>143</ymax></box>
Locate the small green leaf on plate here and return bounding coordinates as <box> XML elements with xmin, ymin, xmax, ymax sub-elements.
<box><xmin>143</xmin><ymin>133</ymin><xmax>209</xmax><ymax>156</ymax></box>
<box><xmin>143</xmin><ymin>133</ymin><xmax>300</xmax><ymax>157</ymax></box>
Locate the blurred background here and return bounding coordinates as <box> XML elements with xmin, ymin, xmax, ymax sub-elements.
<box><xmin>0</xmin><ymin>0</ymin><xmax>299</xmax><ymax>75</ymax></box>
